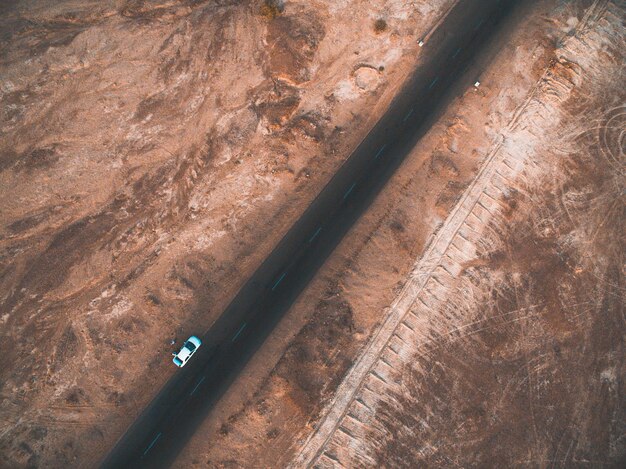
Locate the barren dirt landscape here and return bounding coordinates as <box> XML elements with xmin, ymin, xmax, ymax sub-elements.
<box><xmin>1</xmin><ymin>0</ymin><xmax>624</xmax><ymax>468</ymax></box>
<box><xmin>1</xmin><ymin>0</ymin><xmax>454</xmax><ymax>465</ymax></box>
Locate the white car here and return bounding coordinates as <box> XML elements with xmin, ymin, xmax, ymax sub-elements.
<box><xmin>172</xmin><ymin>336</ymin><xmax>202</xmax><ymax>367</ymax></box>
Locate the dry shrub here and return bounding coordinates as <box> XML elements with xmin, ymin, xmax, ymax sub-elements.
<box><xmin>374</xmin><ymin>18</ymin><xmax>387</xmax><ymax>33</ymax></box>
<box><xmin>260</xmin><ymin>0</ymin><xmax>284</xmax><ymax>19</ymax></box>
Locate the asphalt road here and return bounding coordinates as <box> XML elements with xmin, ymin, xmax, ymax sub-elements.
<box><xmin>100</xmin><ymin>1</ymin><xmax>521</xmax><ymax>467</ymax></box>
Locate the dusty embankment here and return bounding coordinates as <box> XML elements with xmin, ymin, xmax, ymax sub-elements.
<box><xmin>172</xmin><ymin>1</ymin><xmax>623</xmax><ymax>467</ymax></box>
<box><xmin>0</xmin><ymin>0</ymin><xmax>455</xmax><ymax>466</ymax></box>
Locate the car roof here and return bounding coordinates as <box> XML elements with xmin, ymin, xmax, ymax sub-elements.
<box><xmin>176</xmin><ymin>346</ymin><xmax>192</xmax><ymax>361</ymax></box>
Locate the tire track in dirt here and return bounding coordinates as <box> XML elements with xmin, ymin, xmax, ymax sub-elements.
<box><xmin>290</xmin><ymin>1</ymin><xmax>611</xmax><ymax>466</ymax></box>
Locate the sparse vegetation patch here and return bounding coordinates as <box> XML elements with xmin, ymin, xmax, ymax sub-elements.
<box><xmin>374</xmin><ymin>18</ymin><xmax>387</xmax><ymax>33</ymax></box>
<box><xmin>260</xmin><ymin>0</ymin><xmax>284</xmax><ymax>19</ymax></box>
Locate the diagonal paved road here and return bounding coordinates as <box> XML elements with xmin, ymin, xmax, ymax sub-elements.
<box><xmin>100</xmin><ymin>1</ymin><xmax>521</xmax><ymax>467</ymax></box>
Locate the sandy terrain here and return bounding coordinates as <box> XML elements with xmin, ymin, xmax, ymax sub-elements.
<box><xmin>0</xmin><ymin>0</ymin><xmax>457</xmax><ymax>467</ymax></box>
<box><xmin>298</xmin><ymin>1</ymin><xmax>625</xmax><ymax>466</ymax></box>
<box><xmin>1</xmin><ymin>0</ymin><xmax>623</xmax><ymax>467</ymax></box>
<box><xmin>173</xmin><ymin>0</ymin><xmax>625</xmax><ymax>467</ymax></box>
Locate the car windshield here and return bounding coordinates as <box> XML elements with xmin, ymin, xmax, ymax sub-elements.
<box><xmin>185</xmin><ymin>341</ymin><xmax>196</xmax><ymax>352</ymax></box>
